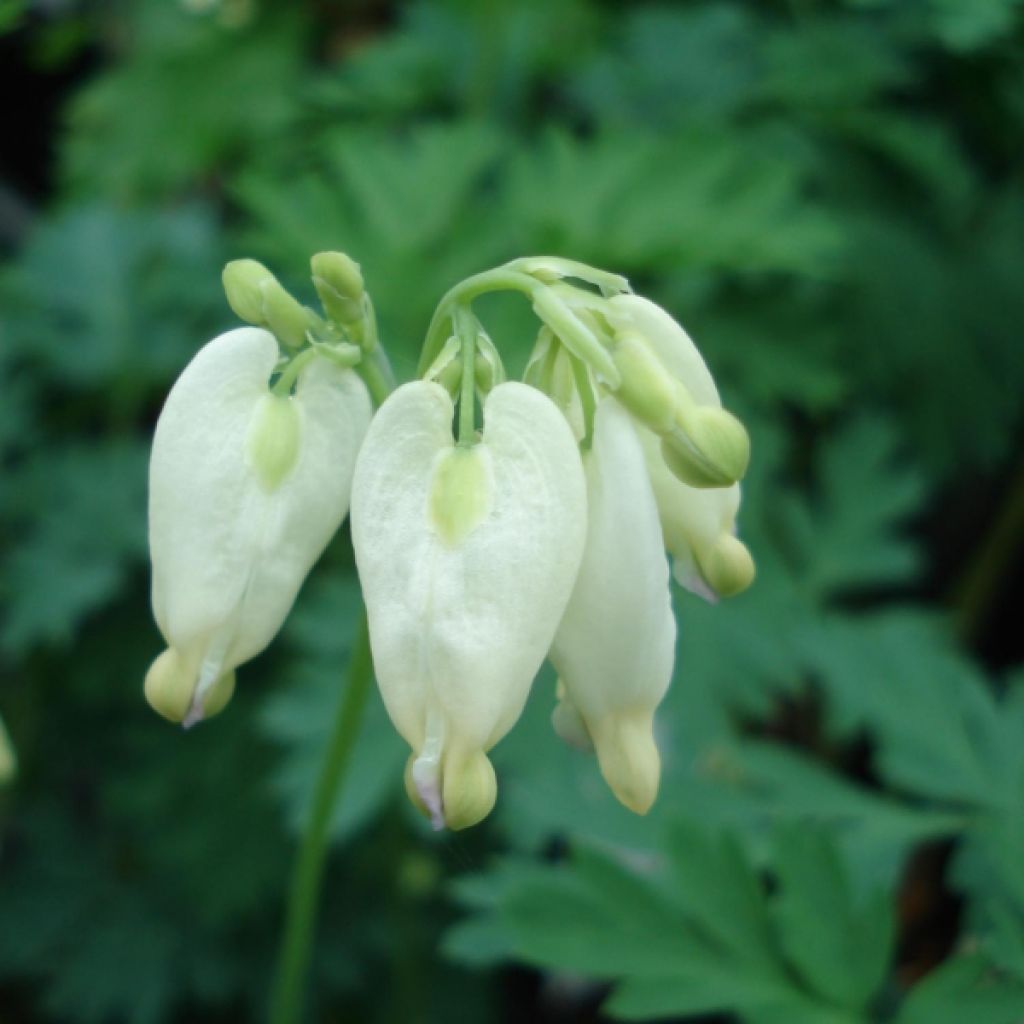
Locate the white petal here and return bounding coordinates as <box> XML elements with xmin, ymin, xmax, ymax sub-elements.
<box><xmin>149</xmin><ymin>328</ymin><xmax>371</xmax><ymax>712</ymax></box>
<box><xmin>636</xmin><ymin>423</ymin><xmax>750</xmax><ymax>600</ymax></box>
<box><xmin>351</xmin><ymin>380</ymin><xmax>586</xmax><ymax>827</ymax></box>
<box><xmin>549</xmin><ymin>400</ymin><xmax>675</xmax><ymax>813</ymax></box>
<box><xmin>605</xmin><ymin>294</ymin><xmax>720</xmax><ymax>406</ymax></box>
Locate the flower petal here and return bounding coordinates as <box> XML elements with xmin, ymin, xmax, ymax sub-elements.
<box><xmin>637</xmin><ymin>424</ymin><xmax>754</xmax><ymax>600</ymax></box>
<box><xmin>148</xmin><ymin>328</ymin><xmax>371</xmax><ymax>718</ymax></box>
<box><xmin>605</xmin><ymin>294</ymin><xmax>719</xmax><ymax>406</ymax></box>
<box><xmin>351</xmin><ymin>380</ymin><xmax>587</xmax><ymax>828</ymax></box>
<box><xmin>550</xmin><ymin>400</ymin><xmax>676</xmax><ymax>814</ymax></box>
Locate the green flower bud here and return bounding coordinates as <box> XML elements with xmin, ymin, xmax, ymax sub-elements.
<box><xmin>259</xmin><ymin>278</ymin><xmax>313</xmax><ymax>349</ymax></box>
<box><xmin>311</xmin><ymin>250</ymin><xmax>365</xmax><ymax>326</ymax></box>
<box><xmin>246</xmin><ymin>394</ymin><xmax>301</xmax><ymax>492</ymax></box>
<box><xmin>662</xmin><ymin>403</ymin><xmax>750</xmax><ymax>489</ymax></box>
<box><xmin>222</xmin><ymin>258</ymin><xmax>275</xmax><ymax>324</ymax></box>
<box><xmin>610</xmin><ymin>330</ymin><xmax>678</xmax><ymax>433</ymax></box>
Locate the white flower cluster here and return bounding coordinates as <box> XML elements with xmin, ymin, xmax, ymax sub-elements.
<box><xmin>144</xmin><ymin>255</ymin><xmax>753</xmax><ymax>829</ymax></box>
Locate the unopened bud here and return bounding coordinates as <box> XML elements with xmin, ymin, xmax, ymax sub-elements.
<box><xmin>311</xmin><ymin>251</ymin><xmax>365</xmax><ymax>326</ymax></box>
<box><xmin>222</xmin><ymin>258</ymin><xmax>275</xmax><ymax>324</ymax></box>
<box><xmin>611</xmin><ymin>330</ymin><xmax>678</xmax><ymax>433</ymax></box>
<box><xmin>247</xmin><ymin>394</ymin><xmax>301</xmax><ymax>492</ymax></box>
<box><xmin>260</xmin><ymin>278</ymin><xmax>313</xmax><ymax>349</ymax></box>
<box><xmin>662</xmin><ymin>404</ymin><xmax>750</xmax><ymax>488</ymax></box>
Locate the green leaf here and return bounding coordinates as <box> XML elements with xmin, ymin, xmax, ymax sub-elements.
<box><xmin>896</xmin><ymin>954</ymin><xmax>1024</xmax><ymax>1024</ymax></box>
<box><xmin>772</xmin><ymin>826</ymin><xmax>893</xmax><ymax>1008</ymax></box>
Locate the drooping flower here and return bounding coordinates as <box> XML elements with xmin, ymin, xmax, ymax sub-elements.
<box><xmin>604</xmin><ymin>293</ymin><xmax>754</xmax><ymax>600</ymax></box>
<box><xmin>350</xmin><ymin>380</ymin><xmax>587</xmax><ymax>829</ymax></box>
<box><xmin>638</xmin><ymin>426</ymin><xmax>754</xmax><ymax>601</ymax></box>
<box><xmin>146</xmin><ymin>327</ymin><xmax>371</xmax><ymax>726</ymax></box>
<box><xmin>549</xmin><ymin>398</ymin><xmax>676</xmax><ymax>814</ymax></box>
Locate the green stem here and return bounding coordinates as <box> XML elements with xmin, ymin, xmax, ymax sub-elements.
<box><xmin>269</xmin><ymin>612</ymin><xmax>375</xmax><ymax>1024</ymax></box>
<box><xmin>356</xmin><ymin>344</ymin><xmax>395</xmax><ymax>407</ymax></box>
<box><xmin>455</xmin><ymin>305</ymin><xmax>477</xmax><ymax>444</ymax></box>
<box><xmin>417</xmin><ymin>268</ymin><xmax>541</xmax><ymax>377</ymax></box>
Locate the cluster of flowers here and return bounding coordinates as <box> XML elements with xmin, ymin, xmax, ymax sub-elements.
<box><xmin>145</xmin><ymin>254</ymin><xmax>753</xmax><ymax>829</ymax></box>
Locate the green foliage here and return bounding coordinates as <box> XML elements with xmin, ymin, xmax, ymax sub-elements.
<box><xmin>2</xmin><ymin>0</ymin><xmax>1023</xmax><ymax>1021</ymax></box>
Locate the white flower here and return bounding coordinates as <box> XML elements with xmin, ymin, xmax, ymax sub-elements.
<box><xmin>146</xmin><ymin>327</ymin><xmax>371</xmax><ymax>726</ymax></box>
<box><xmin>638</xmin><ymin>425</ymin><xmax>754</xmax><ymax>600</ymax></box>
<box><xmin>549</xmin><ymin>399</ymin><xmax>676</xmax><ymax>814</ymax></box>
<box><xmin>606</xmin><ymin>293</ymin><xmax>754</xmax><ymax>599</ymax></box>
<box><xmin>350</xmin><ymin>380</ymin><xmax>586</xmax><ymax>829</ymax></box>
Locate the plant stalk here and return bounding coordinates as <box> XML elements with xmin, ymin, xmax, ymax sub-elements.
<box><xmin>269</xmin><ymin>611</ymin><xmax>374</xmax><ymax>1024</ymax></box>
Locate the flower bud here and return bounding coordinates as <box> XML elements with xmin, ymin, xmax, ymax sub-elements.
<box><xmin>351</xmin><ymin>380</ymin><xmax>587</xmax><ymax>829</ymax></box>
<box><xmin>606</xmin><ymin>294</ymin><xmax>749</xmax><ymax>486</ymax></box>
<box><xmin>222</xmin><ymin>258</ymin><xmax>275</xmax><ymax>324</ymax></box>
<box><xmin>605</xmin><ymin>294</ymin><xmax>719</xmax><ymax>405</ymax></box>
<box><xmin>637</xmin><ymin>425</ymin><xmax>755</xmax><ymax>601</ymax></box>
<box><xmin>259</xmin><ymin>278</ymin><xmax>313</xmax><ymax>349</ymax></box>
<box><xmin>549</xmin><ymin>400</ymin><xmax>675</xmax><ymax>815</ymax></box>
<box><xmin>661</xmin><ymin>403</ymin><xmax>750</xmax><ymax>489</ymax></box>
<box><xmin>311</xmin><ymin>251</ymin><xmax>365</xmax><ymax>326</ymax></box>
<box><xmin>148</xmin><ymin>327</ymin><xmax>371</xmax><ymax>725</ymax></box>
<box><xmin>0</xmin><ymin>713</ymin><xmax>16</xmax><ymax>784</ymax></box>
<box><xmin>610</xmin><ymin>330</ymin><xmax>678</xmax><ymax>434</ymax></box>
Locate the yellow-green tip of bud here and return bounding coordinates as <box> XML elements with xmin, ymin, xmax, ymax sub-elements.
<box><xmin>222</xmin><ymin>258</ymin><xmax>275</xmax><ymax>324</ymax></box>
<box><xmin>144</xmin><ymin>649</ymin><xmax>235</xmax><ymax>725</ymax></box>
<box><xmin>311</xmin><ymin>251</ymin><xmax>365</xmax><ymax>326</ymax></box>
<box><xmin>662</xmin><ymin>405</ymin><xmax>750</xmax><ymax>489</ymax></box>
<box><xmin>442</xmin><ymin>749</ymin><xmax>497</xmax><ymax>831</ymax></box>
<box><xmin>700</xmin><ymin>534</ymin><xmax>755</xmax><ymax>598</ymax></box>
<box><xmin>403</xmin><ymin>747</ymin><xmax>498</xmax><ymax>831</ymax></box>
<box><xmin>260</xmin><ymin>278</ymin><xmax>312</xmax><ymax>349</ymax></box>
<box><xmin>590</xmin><ymin>710</ymin><xmax>661</xmax><ymax>815</ymax></box>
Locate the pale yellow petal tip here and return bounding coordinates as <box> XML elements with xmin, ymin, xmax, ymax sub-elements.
<box><xmin>591</xmin><ymin>712</ymin><xmax>661</xmax><ymax>815</ymax></box>
<box><xmin>144</xmin><ymin>649</ymin><xmax>235</xmax><ymax>727</ymax></box>
<box><xmin>701</xmin><ymin>534</ymin><xmax>755</xmax><ymax>598</ymax></box>
<box><xmin>403</xmin><ymin>748</ymin><xmax>497</xmax><ymax>831</ymax></box>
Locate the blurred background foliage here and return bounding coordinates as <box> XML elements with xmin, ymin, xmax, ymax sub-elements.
<box><xmin>1</xmin><ymin>0</ymin><xmax>1023</xmax><ymax>1021</ymax></box>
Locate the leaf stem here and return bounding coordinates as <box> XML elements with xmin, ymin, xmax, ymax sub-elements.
<box><xmin>268</xmin><ymin>611</ymin><xmax>375</xmax><ymax>1024</ymax></box>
